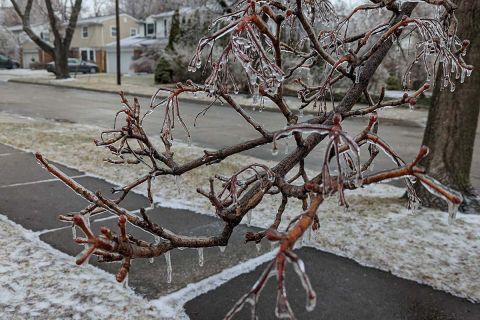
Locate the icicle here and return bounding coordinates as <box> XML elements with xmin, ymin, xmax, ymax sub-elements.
<box><xmin>84</xmin><ymin>212</ymin><xmax>91</xmax><ymax>228</ymax></box>
<box><xmin>149</xmin><ymin>257</ymin><xmax>154</xmax><ymax>264</ymax></box>
<box><xmin>246</xmin><ymin>211</ymin><xmax>252</xmax><ymax>226</ymax></box>
<box><xmin>174</xmin><ymin>176</ymin><xmax>182</xmax><ymax>191</ymax></box>
<box><xmin>409</xmin><ymin>200</ymin><xmax>419</xmax><ymax>215</ymax></box>
<box><xmin>197</xmin><ymin>248</ymin><xmax>204</xmax><ymax>267</ymax></box>
<box><xmin>369</xmin><ymin>162</ymin><xmax>375</xmax><ymax>172</ymax></box>
<box><xmin>271</xmin><ymin>148</ymin><xmax>279</xmax><ymax>156</ymax></box>
<box><xmin>450</xmin><ymin>83</ymin><xmax>455</xmax><ymax>92</ymax></box>
<box><xmin>291</xmin><ymin>258</ymin><xmax>317</xmax><ymax>312</ymax></box>
<box><xmin>354</xmin><ymin>66</ymin><xmax>362</xmax><ymax>84</ymax></box>
<box><xmin>443</xmin><ymin>77</ymin><xmax>449</xmax><ymax>88</ymax></box>
<box><xmin>256</xmin><ymin>242</ymin><xmax>262</xmax><ymax>252</ymax></box>
<box><xmin>466</xmin><ymin>69</ymin><xmax>473</xmax><ymax>77</ymax></box>
<box><xmin>303</xmin><ymin>227</ymin><xmax>312</xmax><ymax>245</ymax></box>
<box><xmin>275</xmin><ymin>291</ymin><xmax>295</xmax><ymax>319</ymax></box>
<box><xmin>150</xmin><ymin>235</ymin><xmax>161</xmax><ymax>263</ymax></box>
<box><xmin>353</xmin><ymin>174</ymin><xmax>363</xmax><ymax>188</ymax></box>
<box><xmin>299</xmin><ymin>109</ymin><xmax>304</xmax><ymax>118</ymax></box>
<box><xmin>123</xmin><ymin>273</ymin><xmax>129</xmax><ymax>289</ymax></box>
<box><xmin>409</xmin><ymin>102</ymin><xmax>415</xmax><ymax>111</ymax></box>
<box><xmin>252</xmin><ymin>94</ymin><xmax>260</xmax><ymax>106</ymax></box>
<box><xmin>165</xmin><ymin>251</ymin><xmax>172</xmax><ymax>283</ymax></box>
<box><xmin>460</xmin><ymin>69</ymin><xmax>466</xmax><ymax>83</ymax></box>
<box><xmin>448</xmin><ymin>202</ymin><xmax>459</xmax><ymax>225</ymax></box>
<box><xmin>219</xmin><ymin>246</ymin><xmax>226</xmax><ymax>253</ymax></box>
<box><xmin>71</xmin><ymin>224</ymin><xmax>77</xmax><ymax>239</ymax></box>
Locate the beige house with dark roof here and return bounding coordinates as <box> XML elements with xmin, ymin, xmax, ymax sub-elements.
<box><xmin>9</xmin><ymin>13</ymin><xmax>141</xmax><ymax>72</ymax></box>
<box><xmin>69</xmin><ymin>13</ymin><xmax>141</xmax><ymax>72</ymax></box>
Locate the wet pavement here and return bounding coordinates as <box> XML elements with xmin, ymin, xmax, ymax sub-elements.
<box><xmin>186</xmin><ymin>247</ymin><xmax>480</xmax><ymax>320</ymax></box>
<box><xmin>0</xmin><ymin>82</ymin><xmax>478</xmax><ymax>189</ymax></box>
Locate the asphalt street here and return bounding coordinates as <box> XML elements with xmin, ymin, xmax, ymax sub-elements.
<box><xmin>1</xmin><ymin>81</ymin><xmax>478</xmax><ymax>189</ymax></box>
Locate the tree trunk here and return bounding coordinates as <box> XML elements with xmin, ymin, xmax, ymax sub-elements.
<box><xmin>11</xmin><ymin>0</ymin><xmax>82</xmax><ymax>80</ymax></box>
<box><xmin>54</xmin><ymin>46</ymin><xmax>70</xmax><ymax>79</ymax></box>
<box><xmin>415</xmin><ymin>0</ymin><xmax>480</xmax><ymax>211</ymax></box>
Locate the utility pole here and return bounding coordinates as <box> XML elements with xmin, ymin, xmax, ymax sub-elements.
<box><xmin>115</xmin><ymin>0</ymin><xmax>121</xmax><ymax>85</ymax></box>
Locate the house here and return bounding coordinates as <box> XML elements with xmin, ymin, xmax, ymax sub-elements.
<box><xmin>69</xmin><ymin>13</ymin><xmax>142</xmax><ymax>72</ymax></box>
<box><xmin>8</xmin><ymin>13</ymin><xmax>141</xmax><ymax>71</ymax></box>
<box><xmin>7</xmin><ymin>23</ymin><xmax>52</xmax><ymax>68</ymax></box>
<box><xmin>105</xmin><ymin>36</ymin><xmax>160</xmax><ymax>74</ymax></box>
<box><xmin>105</xmin><ymin>7</ymin><xmax>210</xmax><ymax>74</ymax></box>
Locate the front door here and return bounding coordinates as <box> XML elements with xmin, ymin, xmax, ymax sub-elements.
<box><xmin>80</xmin><ymin>49</ymin><xmax>95</xmax><ymax>62</ymax></box>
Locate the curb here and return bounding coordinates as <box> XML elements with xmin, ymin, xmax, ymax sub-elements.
<box><xmin>8</xmin><ymin>78</ymin><xmax>424</xmax><ymax>128</ymax></box>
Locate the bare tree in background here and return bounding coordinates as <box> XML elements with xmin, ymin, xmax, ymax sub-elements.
<box><xmin>415</xmin><ymin>0</ymin><xmax>479</xmax><ymax>211</ymax></box>
<box><xmin>36</xmin><ymin>0</ymin><xmax>472</xmax><ymax>318</ymax></box>
<box><xmin>10</xmin><ymin>0</ymin><xmax>82</xmax><ymax>79</ymax></box>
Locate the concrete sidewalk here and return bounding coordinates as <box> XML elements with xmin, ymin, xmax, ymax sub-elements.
<box><xmin>1</xmin><ymin>139</ymin><xmax>479</xmax><ymax>319</ymax></box>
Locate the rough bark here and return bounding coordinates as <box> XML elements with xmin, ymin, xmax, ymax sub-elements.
<box><xmin>10</xmin><ymin>0</ymin><xmax>82</xmax><ymax>79</ymax></box>
<box><xmin>415</xmin><ymin>0</ymin><xmax>480</xmax><ymax>211</ymax></box>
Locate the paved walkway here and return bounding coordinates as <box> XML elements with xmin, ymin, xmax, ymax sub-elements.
<box><xmin>1</xmin><ymin>142</ymin><xmax>479</xmax><ymax>319</ymax></box>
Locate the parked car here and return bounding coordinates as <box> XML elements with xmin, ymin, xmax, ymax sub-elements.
<box><xmin>46</xmin><ymin>58</ymin><xmax>99</xmax><ymax>74</ymax></box>
<box><xmin>0</xmin><ymin>54</ymin><xmax>20</xmax><ymax>69</ymax></box>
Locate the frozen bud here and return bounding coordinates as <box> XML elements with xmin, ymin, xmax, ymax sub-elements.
<box><xmin>73</xmin><ymin>214</ymin><xmax>84</xmax><ymax>225</ymax></box>
<box><xmin>186</xmin><ymin>79</ymin><xmax>193</xmax><ymax>86</ymax></box>
<box><xmin>369</xmin><ymin>113</ymin><xmax>378</xmax><ymax>124</ymax></box>
<box><xmin>118</xmin><ymin>215</ymin><xmax>127</xmax><ymax>224</ymax></box>
<box><xmin>423</xmin><ymin>83</ymin><xmax>430</xmax><ymax>90</ymax></box>
<box><xmin>419</xmin><ymin>145</ymin><xmax>430</xmax><ymax>158</ymax></box>
<box><xmin>332</xmin><ymin>113</ymin><xmax>342</xmax><ymax>125</ymax></box>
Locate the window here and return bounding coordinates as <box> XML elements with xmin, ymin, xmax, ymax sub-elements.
<box><xmin>82</xmin><ymin>26</ymin><xmax>88</xmax><ymax>38</ymax></box>
<box><xmin>80</xmin><ymin>49</ymin><xmax>95</xmax><ymax>62</ymax></box>
<box><xmin>68</xmin><ymin>58</ymin><xmax>80</xmax><ymax>65</ymax></box>
<box><xmin>111</xmin><ymin>26</ymin><xmax>117</xmax><ymax>37</ymax></box>
<box><xmin>41</xmin><ymin>32</ymin><xmax>50</xmax><ymax>42</ymax></box>
<box><xmin>146</xmin><ymin>23</ymin><xmax>155</xmax><ymax>36</ymax></box>
<box><xmin>164</xmin><ymin>19</ymin><xmax>167</xmax><ymax>38</ymax></box>
<box><xmin>130</xmin><ymin>28</ymin><xmax>137</xmax><ymax>37</ymax></box>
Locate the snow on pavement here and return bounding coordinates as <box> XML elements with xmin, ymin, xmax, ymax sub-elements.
<box><xmin>0</xmin><ymin>112</ymin><xmax>479</xmax><ymax>318</ymax></box>
<box><xmin>0</xmin><ymin>214</ymin><xmax>168</xmax><ymax>319</ymax></box>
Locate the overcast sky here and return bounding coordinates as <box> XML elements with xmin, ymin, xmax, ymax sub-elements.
<box><xmin>80</xmin><ymin>0</ymin><xmax>364</xmax><ymax>18</ymax></box>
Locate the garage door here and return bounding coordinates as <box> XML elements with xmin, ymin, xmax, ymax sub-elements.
<box><xmin>106</xmin><ymin>50</ymin><xmax>133</xmax><ymax>74</ymax></box>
